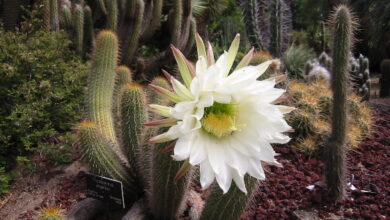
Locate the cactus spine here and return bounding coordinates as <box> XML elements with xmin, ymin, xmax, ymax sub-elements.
<box><xmin>86</xmin><ymin>30</ymin><xmax>118</xmax><ymax>145</ymax></box>
<box><xmin>73</xmin><ymin>4</ymin><xmax>84</xmax><ymax>56</ymax></box>
<box><xmin>200</xmin><ymin>177</ymin><xmax>258</xmax><ymax>220</ymax></box>
<box><xmin>326</xmin><ymin>5</ymin><xmax>355</xmax><ymax>200</ymax></box>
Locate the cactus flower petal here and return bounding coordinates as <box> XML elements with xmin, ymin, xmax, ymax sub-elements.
<box><xmin>148</xmin><ymin>35</ymin><xmax>293</xmax><ymax>194</ymax></box>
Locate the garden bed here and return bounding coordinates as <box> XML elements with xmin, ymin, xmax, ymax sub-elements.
<box><xmin>0</xmin><ymin>103</ymin><xmax>389</xmax><ymax>220</ymax></box>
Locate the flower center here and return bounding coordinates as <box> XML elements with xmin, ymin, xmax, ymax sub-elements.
<box><xmin>201</xmin><ymin>102</ymin><xmax>239</xmax><ymax>138</ymax></box>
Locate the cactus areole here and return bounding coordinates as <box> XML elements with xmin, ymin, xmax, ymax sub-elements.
<box><xmin>147</xmin><ymin>34</ymin><xmax>294</xmax><ymax>194</ymax></box>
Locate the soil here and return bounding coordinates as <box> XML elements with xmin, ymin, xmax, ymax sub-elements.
<box><xmin>0</xmin><ymin>100</ymin><xmax>388</xmax><ymax>220</ymax></box>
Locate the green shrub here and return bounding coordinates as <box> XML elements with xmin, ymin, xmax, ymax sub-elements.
<box><xmin>0</xmin><ymin>28</ymin><xmax>87</xmax><ymax>169</ymax></box>
<box><xmin>283</xmin><ymin>44</ymin><xmax>315</xmax><ymax>79</ymax></box>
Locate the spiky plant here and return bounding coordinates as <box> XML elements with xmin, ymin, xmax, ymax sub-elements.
<box><xmin>54</xmin><ymin>0</ymin><xmax>198</xmax><ymax>75</ymax></box>
<box><xmin>38</xmin><ymin>206</ymin><xmax>64</xmax><ymax>220</ymax></box>
<box><xmin>76</xmin><ymin>30</ymin><xmax>194</xmax><ymax>219</ymax></box>
<box><xmin>269</xmin><ymin>0</ymin><xmax>292</xmax><ymax>57</ymax></box>
<box><xmin>286</xmin><ymin>79</ymin><xmax>372</xmax><ymax>154</ymax></box>
<box><xmin>283</xmin><ymin>44</ymin><xmax>316</xmax><ymax>79</ymax></box>
<box><xmin>325</xmin><ymin>5</ymin><xmax>356</xmax><ymax>200</ymax></box>
<box><xmin>240</xmin><ymin>0</ymin><xmax>270</xmax><ymax>51</ymax></box>
<box><xmin>74</xmin><ymin>29</ymin><xmax>291</xmax><ymax>220</ymax></box>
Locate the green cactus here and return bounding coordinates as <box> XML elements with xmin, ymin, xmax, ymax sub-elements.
<box><xmin>105</xmin><ymin>0</ymin><xmax>118</xmax><ymax>31</ymax></box>
<box><xmin>59</xmin><ymin>3</ymin><xmax>72</xmax><ymax>30</ymax></box>
<box><xmin>326</xmin><ymin>5</ymin><xmax>355</xmax><ymax>200</ymax></box>
<box><xmin>149</xmin><ymin>145</ymin><xmax>193</xmax><ymax>220</ymax></box>
<box><xmin>240</xmin><ymin>0</ymin><xmax>268</xmax><ymax>50</ymax></box>
<box><xmin>269</xmin><ymin>0</ymin><xmax>292</xmax><ymax>57</ymax></box>
<box><xmin>83</xmin><ymin>5</ymin><xmax>94</xmax><ymax>54</ymax></box>
<box><xmin>77</xmin><ymin>121</ymin><xmax>138</xmax><ymax>194</ymax></box>
<box><xmin>73</xmin><ymin>4</ymin><xmax>84</xmax><ymax>56</ymax></box>
<box><xmin>49</xmin><ymin>0</ymin><xmax>59</xmax><ymax>32</ymax></box>
<box><xmin>122</xmin><ymin>0</ymin><xmax>144</xmax><ymax>65</ymax></box>
<box><xmin>116</xmin><ymin>65</ymin><xmax>133</xmax><ymax>87</ymax></box>
<box><xmin>380</xmin><ymin>59</ymin><xmax>390</xmax><ymax>97</ymax></box>
<box><xmin>200</xmin><ymin>177</ymin><xmax>258</xmax><ymax>220</ymax></box>
<box><xmin>86</xmin><ymin>30</ymin><xmax>118</xmax><ymax>145</ymax></box>
<box><xmin>350</xmin><ymin>54</ymin><xmax>370</xmax><ymax>101</ymax></box>
<box><xmin>120</xmin><ymin>83</ymin><xmax>148</xmax><ymax>186</ymax></box>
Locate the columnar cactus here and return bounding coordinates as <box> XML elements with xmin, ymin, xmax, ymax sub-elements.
<box><xmin>85</xmin><ymin>30</ymin><xmax>118</xmax><ymax>146</ymax></box>
<box><xmin>77</xmin><ymin>30</ymin><xmax>195</xmax><ymax>219</ymax></box>
<box><xmin>240</xmin><ymin>0</ymin><xmax>269</xmax><ymax>51</ymax></box>
<box><xmin>269</xmin><ymin>0</ymin><xmax>292</xmax><ymax>57</ymax></box>
<box><xmin>326</xmin><ymin>5</ymin><xmax>355</xmax><ymax>200</ymax></box>
<box><xmin>200</xmin><ymin>177</ymin><xmax>258</xmax><ymax>220</ymax></box>
<box><xmin>52</xmin><ymin>0</ymin><xmax>198</xmax><ymax>76</ymax></box>
<box><xmin>73</xmin><ymin>4</ymin><xmax>84</xmax><ymax>56</ymax></box>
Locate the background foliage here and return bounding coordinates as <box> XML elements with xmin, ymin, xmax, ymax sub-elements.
<box><xmin>0</xmin><ymin>27</ymin><xmax>87</xmax><ymax>171</ymax></box>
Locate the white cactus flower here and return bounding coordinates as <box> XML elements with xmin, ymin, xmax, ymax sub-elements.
<box><xmin>147</xmin><ymin>34</ymin><xmax>294</xmax><ymax>194</ymax></box>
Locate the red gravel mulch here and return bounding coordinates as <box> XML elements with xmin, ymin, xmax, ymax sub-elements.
<box><xmin>242</xmin><ymin>109</ymin><xmax>390</xmax><ymax>220</ymax></box>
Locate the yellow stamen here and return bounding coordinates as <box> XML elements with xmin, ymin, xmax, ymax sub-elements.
<box><xmin>201</xmin><ymin>113</ymin><xmax>238</xmax><ymax>138</ymax></box>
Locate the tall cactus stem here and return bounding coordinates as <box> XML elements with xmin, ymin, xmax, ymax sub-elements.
<box><xmin>84</xmin><ymin>5</ymin><xmax>94</xmax><ymax>54</ymax></box>
<box><xmin>149</xmin><ymin>144</ymin><xmax>193</xmax><ymax>220</ymax></box>
<box><xmin>142</xmin><ymin>0</ymin><xmax>163</xmax><ymax>40</ymax></box>
<box><xmin>123</xmin><ymin>0</ymin><xmax>144</xmax><ymax>65</ymax></box>
<box><xmin>105</xmin><ymin>0</ymin><xmax>118</xmax><ymax>31</ymax></box>
<box><xmin>43</xmin><ymin>0</ymin><xmax>51</xmax><ymax>31</ymax></box>
<box><xmin>49</xmin><ymin>0</ymin><xmax>59</xmax><ymax>32</ymax></box>
<box><xmin>326</xmin><ymin>5</ymin><xmax>355</xmax><ymax>200</ymax></box>
<box><xmin>200</xmin><ymin>177</ymin><xmax>259</xmax><ymax>220</ymax></box>
<box><xmin>60</xmin><ymin>3</ymin><xmax>72</xmax><ymax>30</ymax></box>
<box><xmin>171</xmin><ymin>0</ymin><xmax>183</xmax><ymax>46</ymax></box>
<box><xmin>74</xmin><ymin>4</ymin><xmax>84</xmax><ymax>56</ymax></box>
<box><xmin>241</xmin><ymin>0</ymin><xmax>265</xmax><ymax>50</ymax></box>
<box><xmin>120</xmin><ymin>84</ymin><xmax>149</xmax><ymax>187</ymax></box>
<box><xmin>86</xmin><ymin>30</ymin><xmax>118</xmax><ymax>145</ymax></box>
<box><xmin>77</xmin><ymin>121</ymin><xmax>139</xmax><ymax>196</ymax></box>
<box><xmin>270</xmin><ymin>0</ymin><xmax>282</xmax><ymax>57</ymax></box>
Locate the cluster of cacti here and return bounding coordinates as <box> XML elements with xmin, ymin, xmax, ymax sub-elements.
<box><xmin>305</xmin><ymin>51</ymin><xmax>371</xmax><ymax>100</ymax></box>
<box><xmin>380</xmin><ymin>59</ymin><xmax>390</xmax><ymax>97</ymax></box>
<box><xmin>350</xmin><ymin>54</ymin><xmax>371</xmax><ymax>101</ymax></box>
<box><xmin>47</xmin><ymin>0</ymin><xmax>196</xmax><ymax>75</ymax></box>
<box><xmin>75</xmin><ymin>30</ymin><xmax>258</xmax><ymax>220</ymax></box>
<box><xmin>286</xmin><ymin>79</ymin><xmax>372</xmax><ymax>154</ymax></box>
<box><xmin>239</xmin><ymin>0</ymin><xmax>292</xmax><ymax>58</ymax></box>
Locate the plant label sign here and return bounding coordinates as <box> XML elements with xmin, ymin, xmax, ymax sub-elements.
<box><xmin>86</xmin><ymin>173</ymin><xmax>125</xmax><ymax>209</ymax></box>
